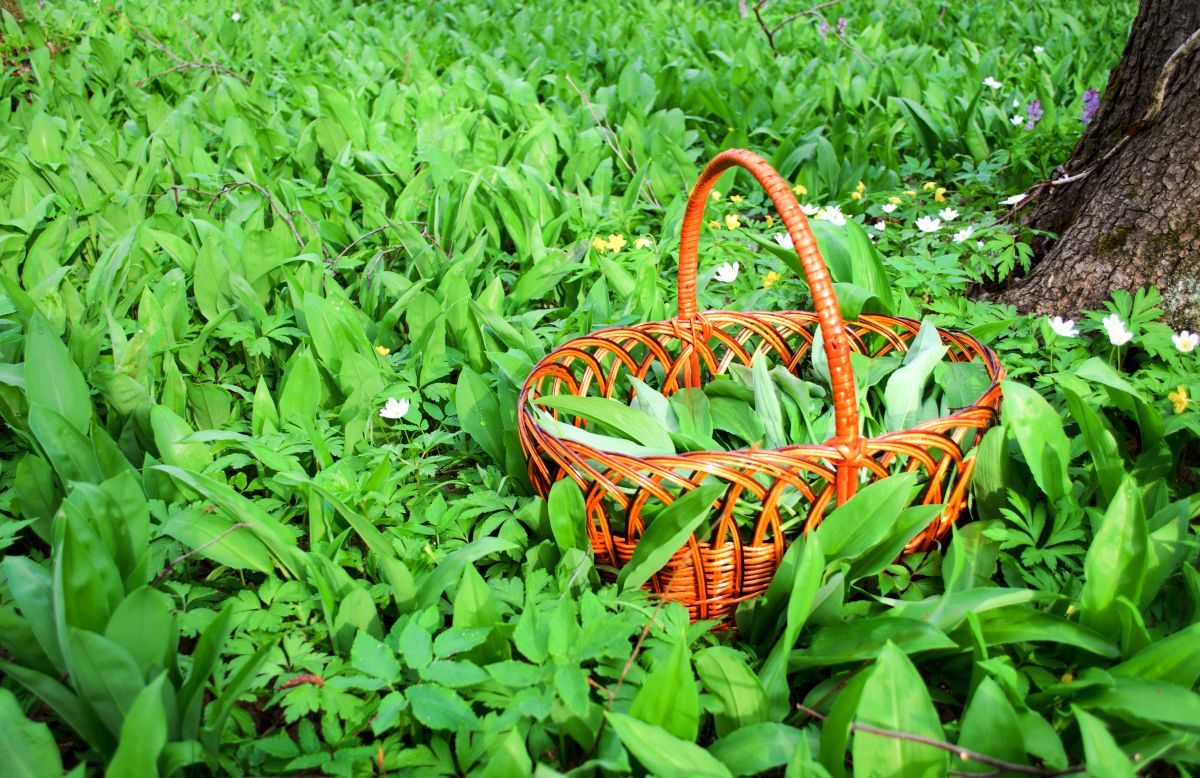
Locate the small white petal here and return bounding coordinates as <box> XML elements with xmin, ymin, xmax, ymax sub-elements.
<box><xmin>983</xmin><ymin>77</ymin><xmax>1002</xmax><ymax>89</ymax></box>
<box><xmin>952</xmin><ymin>226</ymin><xmax>974</xmax><ymax>243</ymax></box>
<box><xmin>817</xmin><ymin>205</ymin><xmax>846</xmax><ymax>226</ymax></box>
<box><xmin>379</xmin><ymin>397</ymin><xmax>411</xmax><ymax>419</ymax></box>
<box><xmin>800</xmin><ymin>203</ymin><xmax>819</xmax><ymax>216</ymax></box>
<box><xmin>1012</xmin><ymin>98</ymin><xmax>1020</xmax><ymax>108</ymax></box>
<box><xmin>774</xmin><ymin>232</ymin><xmax>794</xmax><ymax>250</ymax></box>
<box><xmin>1047</xmin><ymin>316</ymin><xmax>1079</xmax><ymax>338</ymax></box>
<box><xmin>881</xmin><ymin>203</ymin><xmax>897</xmax><ymax>214</ymax></box>
<box><xmin>939</xmin><ymin>208</ymin><xmax>958</xmax><ymax>221</ymax></box>
<box><xmin>915</xmin><ymin>216</ymin><xmax>941</xmax><ymax>233</ymax></box>
<box><xmin>714</xmin><ymin>261</ymin><xmax>740</xmax><ymax>283</ymax></box>
<box><xmin>1033</xmin><ymin>45</ymin><xmax>1045</xmax><ymax>53</ymax></box>
<box><xmin>231</xmin><ymin>11</ymin><xmax>242</xmax><ymax>21</ymax></box>
<box><xmin>1011</xmin><ymin>114</ymin><xmax>1025</xmax><ymax>126</ymax></box>
<box><xmin>872</xmin><ymin>221</ymin><xmax>886</xmax><ymax>231</ymax></box>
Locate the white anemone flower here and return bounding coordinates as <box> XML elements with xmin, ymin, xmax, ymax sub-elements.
<box><xmin>952</xmin><ymin>226</ymin><xmax>974</xmax><ymax>243</ymax></box>
<box><xmin>1047</xmin><ymin>316</ymin><xmax>1080</xmax><ymax>338</ymax></box>
<box><xmin>379</xmin><ymin>397</ymin><xmax>410</xmax><ymax>420</ymax></box>
<box><xmin>999</xmin><ymin>194</ymin><xmax>1025</xmax><ymax>206</ymax></box>
<box><xmin>1033</xmin><ymin>45</ymin><xmax>1045</xmax><ymax>54</ymax></box>
<box><xmin>1011</xmin><ymin>114</ymin><xmax>1025</xmax><ymax>126</ymax></box>
<box><xmin>1012</xmin><ymin>98</ymin><xmax>1020</xmax><ymax>108</ymax></box>
<box><xmin>800</xmin><ymin>203</ymin><xmax>819</xmax><ymax>216</ymax></box>
<box><xmin>816</xmin><ymin>205</ymin><xmax>846</xmax><ymax>226</ymax></box>
<box><xmin>231</xmin><ymin>11</ymin><xmax>242</xmax><ymax>21</ymax></box>
<box><xmin>881</xmin><ymin>203</ymin><xmax>897</xmax><ymax>214</ymax></box>
<box><xmin>872</xmin><ymin>221</ymin><xmax>886</xmax><ymax>231</ymax></box>
<box><xmin>774</xmin><ymin>232</ymin><xmax>794</xmax><ymax>250</ymax></box>
<box><xmin>915</xmin><ymin>216</ymin><xmax>941</xmax><ymax>233</ymax></box>
<box><xmin>983</xmin><ymin>76</ymin><xmax>1002</xmax><ymax>89</ymax></box>
<box><xmin>938</xmin><ymin>208</ymin><xmax>959</xmax><ymax>221</ymax></box>
<box><xmin>714</xmin><ymin>262</ymin><xmax>740</xmax><ymax>283</ymax></box>
<box><xmin>1102</xmin><ymin>314</ymin><xmax>1134</xmax><ymax>346</ymax></box>
<box><xmin>1172</xmin><ymin>330</ymin><xmax>1198</xmax><ymax>353</ymax></box>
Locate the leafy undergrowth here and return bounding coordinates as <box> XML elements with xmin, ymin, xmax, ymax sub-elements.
<box><xmin>1</xmin><ymin>0</ymin><xmax>1197</xmax><ymax>776</ymax></box>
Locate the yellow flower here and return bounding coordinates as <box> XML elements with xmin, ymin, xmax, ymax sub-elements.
<box><xmin>903</xmin><ymin>189</ymin><xmax>917</xmax><ymax>197</ymax></box>
<box><xmin>711</xmin><ymin>190</ymin><xmax>722</xmax><ymax>201</ymax></box>
<box><xmin>793</xmin><ymin>184</ymin><xmax>807</xmax><ymax>196</ymax></box>
<box><xmin>922</xmin><ymin>181</ymin><xmax>937</xmax><ymax>190</ymax></box>
<box><xmin>763</xmin><ymin>271</ymin><xmax>782</xmax><ymax>289</ymax></box>
<box><xmin>727</xmin><ymin>126</ymin><xmax>735</xmax><ymax>133</ymax></box>
<box><xmin>1169</xmin><ymin>386</ymin><xmax>1189</xmax><ymax>414</ymax></box>
<box><xmin>374</xmin><ymin>345</ymin><xmax>390</xmax><ymax>356</ymax></box>
<box><xmin>764</xmin><ymin>214</ymin><xmax>774</xmax><ymax>228</ymax></box>
<box><xmin>935</xmin><ymin>187</ymin><xmax>948</xmax><ymax>202</ymax></box>
<box><xmin>708</xmin><ymin>219</ymin><xmax>720</xmax><ymax>229</ymax></box>
<box><xmin>888</xmin><ymin>196</ymin><xmax>902</xmax><ymax>204</ymax></box>
<box><xmin>606</xmin><ymin>234</ymin><xmax>627</xmax><ymax>253</ymax></box>
<box><xmin>1061</xmin><ymin>672</ymin><xmax>1074</xmax><ymax>684</ymax></box>
<box><xmin>591</xmin><ymin>236</ymin><xmax>609</xmax><ymax>252</ymax></box>
<box><xmin>856</xmin><ymin>181</ymin><xmax>866</xmax><ymax>194</ymax></box>
<box><xmin>729</xmin><ymin>194</ymin><xmax>743</xmax><ymax>203</ymax></box>
<box><xmin>634</xmin><ymin>236</ymin><xmax>653</xmax><ymax>249</ymax></box>
<box><xmin>850</xmin><ymin>192</ymin><xmax>862</xmax><ymax>200</ymax></box>
<box><xmin>725</xmin><ymin>213</ymin><xmax>741</xmax><ymax>230</ymax></box>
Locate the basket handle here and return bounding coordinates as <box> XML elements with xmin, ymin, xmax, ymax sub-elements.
<box><xmin>677</xmin><ymin>148</ymin><xmax>862</xmax><ymax>501</ymax></box>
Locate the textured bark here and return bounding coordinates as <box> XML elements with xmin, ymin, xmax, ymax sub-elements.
<box><xmin>998</xmin><ymin>0</ymin><xmax>1200</xmax><ymax>328</ymax></box>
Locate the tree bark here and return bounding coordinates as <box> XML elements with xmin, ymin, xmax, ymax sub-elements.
<box><xmin>997</xmin><ymin>0</ymin><xmax>1200</xmax><ymax>328</ymax></box>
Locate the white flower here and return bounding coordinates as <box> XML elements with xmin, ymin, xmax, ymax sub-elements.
<box><xmin>939</xmin><ymin>208</ymin><xmax>958</xmax><ymax>221</ymax></box>
<box><xmin>774</xmin><ymin>232</ymin><xmax>794</xmax><ymax>250</ymax></box>
<box><xmin>1011</xmin><ymin>114</ymin><xmax>1025</xmax><ymax>126</ymax></box>
<box><xmin>976</xmin><ymin>240</ymin><xmax>985</xmax><ymax>249</ymax></box>
<box><xmin>881</xmin><ymin>203</ymin><xmax>897</xmax><ymax>214</ymax></box>
<box><xmin>800</xmin><ymin>203</ymin><xmax>819</xmax><ymax>216</ymax></box>
<box><xmin>872</xmin><ymin>221</ymin><xmax>886</xmax><ymax>231</ymax></box>
<box><xmin>1033</xmin><ymin>45</ymin><xmax>1045</xmax><ymax>54</ymax></box>
<box><xmin>1172</xmin><ymin>330</ymin><xmax>1198</xmax><ymax>353</ymax></box>
<box><xmin>915</xmin><ymin>216</ymin><xmax>941</xmax><ymax>233</ymax></box>
<box><xmin>713</xmin><ymin>262</ymin><xmax>740</xmax><ymax>283</ymax></box>
<box><xmin>1047</xmin><ymin>316</ymin><xmax>1080</xmax><ymax>338</ymax></box>
<box><xmin>999</xmin><ymin>194</ymin><xmax>1025</xmax><ymax>206</ymax></box>
<box><xmin>1102</xmin><ymin>314</ymin><xmax>1134</xmax><ymax>346</ymax></box>
<box><xmin>816</xmin><ymin>205</ymin><xmax>846</xmax><ymax>226</ymax></box>
<box><xmin>1012</xmin><ymin>98</ymin><xmax>1020</xmax><ymax>108</ymax></box>
<box><xmin>231</xmin><ymin>11</ymin><xmax>242</xmax><ymax>21</ymax></box>
<box><xmin>952</xmin><ymin>226</ymin><xmax>974</xmax><ymax>243</ymax></box>
<box><xmin>983</xmin><ymin>76</ymin><xmax>1002</xmax><ymax>89</ymax></box>
<box><xmin>379</xmin><ymin>397</ymin><xmax>410</xmax><ymax>419</ymax></box>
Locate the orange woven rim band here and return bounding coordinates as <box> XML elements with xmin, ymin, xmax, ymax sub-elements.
<box><xmin>679</xmin><ymin>148</ymin><xmax>862</xmax><ymax>502</ymax></box>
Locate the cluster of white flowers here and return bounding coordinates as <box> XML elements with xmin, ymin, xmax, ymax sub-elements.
<box><xmin>1046</xmin><ymin>317</ymin><xmax>1197</xmax><ymax>353</ymax></box>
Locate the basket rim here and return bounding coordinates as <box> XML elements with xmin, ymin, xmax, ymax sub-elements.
<box><xmin>518</xmin><ymin>310</ymin><xmax>1005</xmax><ymax>465</ymax></box>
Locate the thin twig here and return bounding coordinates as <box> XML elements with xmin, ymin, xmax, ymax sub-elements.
<box><xmin>795</xmin><ymin>704</ymin><xmax>1087</xmax><ymax>776</ymax></box>
<box><xmin>152</xmin><ymin>523</ymin><xmax>253</xmax><ymax>585</ymax></box>
<box><xmin>291</xmin><ymin>209</ymin><xmax>332</xmax><ymax>262</ymax></box>
<box><xmin>335</xmin><ymin>224</ymin><xmax>393</xmax><ymax>264</ymax></box>
<box><xmin>219</xmin><ymin>181</ymin><xmax>306</xmax><ymax>248</ymax></box>
<box><xmin>999</xmin><ymin>23</ymin><xmax>1200</xmax><ymax>216</ymax></box>
<box><xmin>117</xmin><ymin>11</ymin><xmax>249</xmax><ymax>86</ymax></box>
<box><xmin>563</xmin><ymin>73</ymin><xmax>660</xmax><ymax>207</ymax></box>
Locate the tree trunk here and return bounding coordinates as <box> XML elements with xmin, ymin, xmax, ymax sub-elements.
<box><xmin>997</xmin><ymin>0</ymin><xmax>1200</xmax><ymax>328</ymax></box>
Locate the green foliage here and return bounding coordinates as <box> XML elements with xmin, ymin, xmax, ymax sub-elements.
<box><xmin>1</xmin><ymin>0</ymin><xmax>1197</xmax><ymax>776</ymax></box>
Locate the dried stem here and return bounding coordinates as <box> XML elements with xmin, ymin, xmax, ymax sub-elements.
<box><xmin>754</xmin><ymin>0</ymin><xmax>873</xmax><ymax>66</ymax></box>
<box><xmin>795</xmin><ymin>704</ymin><xmax>1088</xmax><ymax>776</ymax></box>
<box><xmin>563</xmin><ymin>73</ymin><xmax>660</xmax><ymax>207</ymax></box>
<box><xmin>117</xmin><ymin>11</ymin><xmax>249</xmax><ymax>86</ymax></box>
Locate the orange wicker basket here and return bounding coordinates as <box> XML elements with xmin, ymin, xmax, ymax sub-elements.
<box><xmin>517</xmin><ymin>149</ymin><xmax>1004</xmax><ymax>622</ymax></box>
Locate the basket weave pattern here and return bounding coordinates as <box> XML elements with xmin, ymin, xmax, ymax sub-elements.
<box><xmin>518</xmin><ymin>150</ymin><xmax>1004</xmax><ymax>622</ymax></box>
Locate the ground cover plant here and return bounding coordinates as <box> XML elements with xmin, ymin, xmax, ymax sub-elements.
<box><xmin>0</xmin><ymin>0</ymin><xmax>1198</xmax><ymax>776</ymax></box>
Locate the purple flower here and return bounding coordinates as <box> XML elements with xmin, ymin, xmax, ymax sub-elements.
<box><xmin>1024</xmin><ymin>100</ymin><xmax>1043</xmax><ymax>130</ymax></box>
<box><xmin>818</xmin><ymin>17</ymin><xmax>828</xmax><ymax>38</ymax></box>
<box><xmin>1081</xmin><ymin>88</ymin><xmax>1100</xmax><ymax>125</ymax></box>
<box><xmin>738</xmin><ymin>0</ymin><xmax>748</xmax><ymax>17</ymax></box>
<box><xmin>837</xmin><ymin>16</ymin><xmax>848</xmax><ymax>36</ymax></box>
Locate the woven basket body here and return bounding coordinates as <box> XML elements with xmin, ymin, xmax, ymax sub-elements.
<box><xmin>517</xmin><ymin>150</ymin><xmax>1004</xmax><ymax>622</ymax></box>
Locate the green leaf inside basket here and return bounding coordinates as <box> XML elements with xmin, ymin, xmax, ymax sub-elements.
<box><xmin>534</xmin><ymin>394</ymin><xmax>676</xmax><ymax>453</ymax></box>
<box><xmin>618</xmin><ymin>483</ymin><xmax>727</xmax><ymax>592</ymax></box>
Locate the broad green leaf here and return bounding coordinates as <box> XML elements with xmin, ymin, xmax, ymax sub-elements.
<box><xmin>1000</xmin><ymin>380</ymin><xmax>1071</xmax><ymax>501</ymax></box>
<box><xmin>1111</xmin><ymin>622</ymin><xmax>1200</xmax><ymax>687</ymax></box>
<box><xmin>953</xmin><ymin>677</ymin><xmax>1025</xmax><ymax>774</ymax></box>
<box><xmin>24</xmin><ymin>313</ymin><xmax>91</xmax><ymax>434</ymax></box>
<box><xmin>760</xmin><ymin>535</ymin><xmax>823</xmax><ymax>718</ymax></box>
<box><xmin>790</xmin><ymin>616</ymin><xmax>956</xmax><ymax>670</ymax></box>
<box><xmin>629</xmin><ymin>633</ymin><xmax>698</xmax><ymax>740</ymax></box>
<box><xmin>65</xmin><ymin>630</ymin><xmax>145</xmax><ymax>738</ymax></box>
<box><xmin>547</xmin><ymin>478</ymin><xmax>588</xmax><ymax>554</ymax></box>
<box><xmin>628</xmin><ymin>375</ymin><xmax>678</xmax><ymax>432</ymax></box>
<box><xmin>1073</xmin><ymin>707</ymin><xmax>1135</xmax><ymax>778</ymax></box>
<box><xmin>350</xmin><ymin>631</ymin><xmax>401</xmax><ymax>682</ymax></box>
<box><xmin>968</xmin><ymin>606</ymin><xmax>1119</xmax><ymax>658</ymax></box>
<box><xmin>105</xmin><ymin>673</ymin><xmax>168</xmax><ymax>778</ymax></box>
<box><xmin>0</xmin><ymin>687</ymin><xmax>63</xmax><ymax>778</ymax></box>
<box><xmin>1078</xmin><ymin>677</ymin><xmax>1200</xmax><ymax>729</ymax></box>
<box><xmin>814</xmin><ymin>472</ymin><xmax>919</xmax><ymax>560</ymax></box>
<box><xmin>534</xmin><ymin>394</ymin><xmax>674</xmax><ymax>452</ymax></box>
<box><xmin>534</xmin><ymin>408</ymin><xmax>674</xmax><ymax>457</ymax></box>
<box><xmin>694</xmin><ymin>646</ymin><xmax>769</xmax><ymax>736</ymax></box>
<box><xmin>277</xmin><ymin>348</ymin><xmax>322</xmax><ymax>425</ymax></box>
<box><xmin>406</xmin><ymin>684</ymin><xmax>479</xmax><ymax>730</ymax></box>
<box><xmin>883</xmin><ymin>320</ymin><xmax>946</xmax><ymax>431</ymax></box>
<box><xmin>1080</xmin><ymin>477</ymin><xmax>1148</xmax><ymax>643</ymax></box>
<box><xmin>150</xmin><ymin>405</ymin><xmax>213</xmax><ymax>471</ymax></box>
<box><xmin>605</xmin><ymin>712</ymin><xmax>732</xmax><ymax>778</ymax></box>
<box><xmin>852</xmin><ymin>641</ymin><xmax>947</xmax><ymax>778</ymax></box>
<box><xmin>709</xmin><ymin>722</ymin><xmax>805</xmax><ymax>777</ymax></box>
<box><xmin>159</xmin><ymin>509</ymin><xmax>273</xmax><ymax>574</ymax></box>
<box><xmin>969</xmin><ymin>425</ymin><xmax>1011</xmax><ymax>517</ymax></box>
<box><xmin>104</xmin><ymin>587</ymin><xmax>177</xmax><ymax>680</ymax></box>
<box><xmin>1059</xmin><ymin>378</ymin><xmax>1124</xmax><ymax>504</ymax></box>
<box><xmin>617</xmin><ymin>483</ymin><xmax>724</xmax><ymax>591</ymax></box>
<box><xmin>752</xmin><ymin>354</ymin><xmax>786</xmax><ymax>449</ymax></box>
<box><xmin>941</xmin><ymin>520</ymin><xmax>1001</xmax><ymax>593</ymax></box>
<box><xmin>457</xmin><ymin>367</ymin><xmax>506</xmax><ymax>463</ymax></box>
